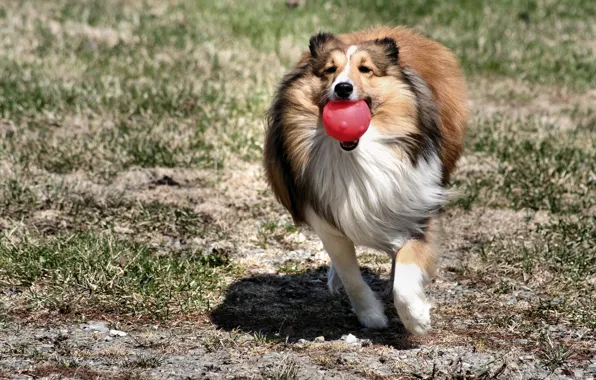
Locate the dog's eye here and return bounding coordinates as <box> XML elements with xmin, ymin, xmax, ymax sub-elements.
<box><xmin>324</xmin><ymin>66</ymin><xmax>337</xmax><ymax>74</ymax></box>
<box><xmin>359</xmin><ymin>66</ymin><xmax>372</xmax><ymax>73</ymax></box>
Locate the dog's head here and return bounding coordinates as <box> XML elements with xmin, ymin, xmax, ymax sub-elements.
<box><xmin>307</xmin><ymin>32</ymin><xmax>403</xmax><ymax>111</ymax></box>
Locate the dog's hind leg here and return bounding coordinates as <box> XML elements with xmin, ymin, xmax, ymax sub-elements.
<box><xmin>392</xmin><ymin>219</ymin><xmax>439</xmax><ymax>336</ymax></box>
<box><xmin>307</xmin><ymin>209</ymin><xmax>387</xmax><ymax>329</ymax></box>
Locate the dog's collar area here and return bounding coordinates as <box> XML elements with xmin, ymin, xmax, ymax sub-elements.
<box><xmin>340</xmin><ymin>140</ymin><xmax>359</xmax><ymax>151</ymax></box>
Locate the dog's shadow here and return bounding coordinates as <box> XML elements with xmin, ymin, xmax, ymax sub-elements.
<box><xmin>210</xmin><ymin>266</ymin><xmax>415</xmax><ymax>349</ymax></box>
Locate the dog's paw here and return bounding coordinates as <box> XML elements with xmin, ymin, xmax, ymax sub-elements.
<box><xmin>392</xmin><ymin>263</ymin><xmax>431</xmax><ymax>335</ymax></box>
<box><xmin>394</xmin><ymin>291</ymin><xmax>431</xmax><ymax>335</ymax></box>
<box><xmin>354</xmin><ymin>296</ymin><xmax>388</xmax><ymax>329</ymax></box>
<box><xmin>327</xmin><ymin>265</ymin><xmax>343</xmax><ymax>294</ymax></box>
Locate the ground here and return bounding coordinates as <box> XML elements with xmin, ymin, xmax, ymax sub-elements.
<box><xmin>0</xmin><ymin>0</ymin><xmax>595</xmax><ymax>379</ymax></box>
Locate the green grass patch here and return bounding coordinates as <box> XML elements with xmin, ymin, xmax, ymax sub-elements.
<box><xmin>0</xmin><ymin>233</ymin><xmax>231</xmax><ymax>320</ymax></box>
<box><xmin>471</xmin><ymin>215</ymin><xmax>596</xmax><ymax>329</ymax></box>
<box><xmin>453</xmin><ymin>114</ymin><xmax>595</xmax><ymax>212</ymax></box>
<box><xmin>0</xmin><ymin>173</ymin><xmax>223</xmax><ymax>242</ymax></box>
<box><xmin>200</xmin><ymin>0</ymin><xmax>596</xmax><ymax>90</ymax></box>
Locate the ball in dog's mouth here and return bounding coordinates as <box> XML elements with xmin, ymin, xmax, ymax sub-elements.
<box><xmin>340</xmin><ymin>140</ymin><xmax>359</xmax><ymax>151</ymax></box>
<box><xmin>322</xmin><ymin>101</ymin><xmax>371</xmax><ymax>148</ymax></box>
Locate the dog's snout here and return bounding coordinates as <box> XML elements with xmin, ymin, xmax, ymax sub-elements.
<box><xmin>334</xmin><ymin>82</ymin><xmax>353</xmax><ymax>99</ymax></box>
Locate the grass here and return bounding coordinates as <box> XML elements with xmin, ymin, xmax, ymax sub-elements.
<box><xmin>0</xmin><ymin>0</ymin><xmax>594</xmax><ymax>377</ymax></box>
<box><xmin>453</xmin><ymin>113</ymin><xmax>595</xmax><ymax>213</ymax></box>
<box><xmin>0</xmin><ymin>171</ymin><xmax>223</xmax><ymax>242</ymax></box>
<box><xmin>469</xmin><ymin>216</ymin><xmax>596</xmax><ymax>329</ymax></box>
<box><xmin>199</xmin><ymin>0</ymin><xmax>596</xmax><ymax>89</ymax></box>
<box><xmin>265</xmin><ymin>355</ymin><xmax>300</xmax><ymax>380</ymax></box>
<box><xmin>0</xmin><ymin>233</ymin><xmax>230</xmax><ymax>320</ymax></box>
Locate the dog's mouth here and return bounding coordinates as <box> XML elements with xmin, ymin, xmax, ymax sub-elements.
<box><xmin>320</xmin><ymin>96</ymin><xmax>373</xmax><ymax>112</ymax></box>
<box><xmin>339</xmin><ymin>140</ymin><xmax>359</xmax><ymax>151</ymax></box>
<box><xmin>363</xmin><ymin>97</ymin><xmax>372</xmax><ymax>110</ymax></box>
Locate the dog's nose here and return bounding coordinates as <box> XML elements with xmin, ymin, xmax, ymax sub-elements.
<box><xmin>334</xmin><ymin>82</ymin><xmax>353</xmax><ymax>99</ymax></box>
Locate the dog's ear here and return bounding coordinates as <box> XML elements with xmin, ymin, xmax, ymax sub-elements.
<box><xmin>309</xmin><ymin>32</ymin><xmax>337</xmax><ymax>58</ymax></box>
<box><xmin>373</xmin><ymin>37</ymin><xmax>399</xmax><ymax>63</ymax></box>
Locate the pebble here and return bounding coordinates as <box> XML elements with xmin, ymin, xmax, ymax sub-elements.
<box><xmin>314</xmin><ymin>336</ymin><xmax>325</xmax><ymax>343</ymax></box>
<box><xmin>245</xmin><ymin>249</ymin><xmax>265</xmax><ymax>255</ymax></box>
<box><xmin>342</xmin><ymin>334</ymin><xmax>359</xmax><ymax>344</ymax></box>
<box><xmin>81</xmin><ymin>322</ymin><xmax>109</xmax><ymax>334</ymax></box>
<box><xmin>297</xmin><ymin>339</ymin><xmax>308</xmax><ymax>344</ymax></box>
<box><xmin>109</xmin><ymin>329</ymin><xmax>128</xmax><ymax>337</ymax></box>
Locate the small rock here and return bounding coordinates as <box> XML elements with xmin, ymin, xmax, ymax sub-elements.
<box><xmin>114</xmin><ymin>225</ymin><xmax>134</xmax><ymax>234</ymax></box>
<box><xmin>314</xmin><ymin>336</ymin><xmax>325</xmax><ymax>343</ymax></box>
<box><xmin>81</xmin><ymin>322</ymin><xmax>109</xmax><ymax>334</ymax></box>
<box><xmin>109</xmin><ymin>329</ymin><xmax>128</xmax><ymax>337</ymax></box>
<box><xmin>289</xmin><ymin>250</ymin><xmax>307</xmax><ymax>258</ymax></box>
<box><xmin>245</xmin><ymin>249</ymin><xmax>265</xmax><ymax>255</ymax></box>
<box><xmin>342</xmin><ymin>334</ymin><xmax>359</xmax><ymax>344</ymax></box>
<box><xmin>297</xmin><ymin>338</ymin><xmax>308</xmax><ymax>344</ymax></box>
<box><xmin>104</xmin><ymin>336</ymin><xmax>113</xmax><ymax>342</ymax></box>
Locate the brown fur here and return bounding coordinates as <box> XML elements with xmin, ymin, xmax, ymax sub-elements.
<box><xmin>396</xmin><ymin>217</ymin><xmax>440</xmax><ymax>277</ymax></box>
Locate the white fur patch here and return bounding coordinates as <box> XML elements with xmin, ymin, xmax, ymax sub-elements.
<box><xmin>393</xmin><ymin>263</ymin><xmax>431</xmax><ymax>335</ymax></box>
<box><xmin>329</xmin><ymin>45</ymin><xmax>358</xmax><ymax>101</ymax></box>
<box><xmin>307</xmin><ymin>126</ymin><xmax>446</xmax><ymax>253</ymax></box>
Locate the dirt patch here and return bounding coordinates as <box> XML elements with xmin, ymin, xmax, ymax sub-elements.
<box><xmin>469</xmin><ymin>78</ymin><xmax>596</xmax><ymax>131</ymax></box>
<box><xmin>2</xmin><ymin>319</ymin><xmax>585</xmax><ymax>380</ymax></box>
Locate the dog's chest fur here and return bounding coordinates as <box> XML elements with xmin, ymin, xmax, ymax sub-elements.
<box><xmin>305</xmin><ymin>127</ymin><xmax>446</xmax><ymax>253</ymax></box>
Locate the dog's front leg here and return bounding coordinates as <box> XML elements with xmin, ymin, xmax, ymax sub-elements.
<box><xmin>307</xmin><ymin>210</ymin><xmax>387</xmax><ymax>329</ymax></box>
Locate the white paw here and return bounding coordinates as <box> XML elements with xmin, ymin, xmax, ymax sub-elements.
<box><xmin>354</xmin><ymin>295</ymin><xmax>388</xmax><ymax>329</ymax></box>
<box><xmin>327</xmin><ymin>265</ymin><xmax>343</xmax><ymax>294</ymax></box>
<box><xmin>394</xmin><ymin>291</ymin><xmax>431</xmax><ymax>335</ymax></box>
<box><xmin>392</xmin><ymin>263</ymin><xmax>431</xmax><ymax>335</ymax></box>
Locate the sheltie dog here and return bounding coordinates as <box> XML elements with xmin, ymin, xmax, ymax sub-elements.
<box><xmin>263</xmin><ymin>26</ymin><xmax>467</xmax><ymax>335</ymax></box>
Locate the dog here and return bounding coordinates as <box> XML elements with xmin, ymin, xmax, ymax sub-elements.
<box><xmin>263</xmin><ymin>26</ymin><xmax>467</xmax><ymax>335</ymax></box>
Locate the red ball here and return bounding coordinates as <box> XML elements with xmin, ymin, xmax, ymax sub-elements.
<box><xmin>322</xmin><ymin>100</ymin><xmax>371</xmax><ymax>142</ymax></box>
